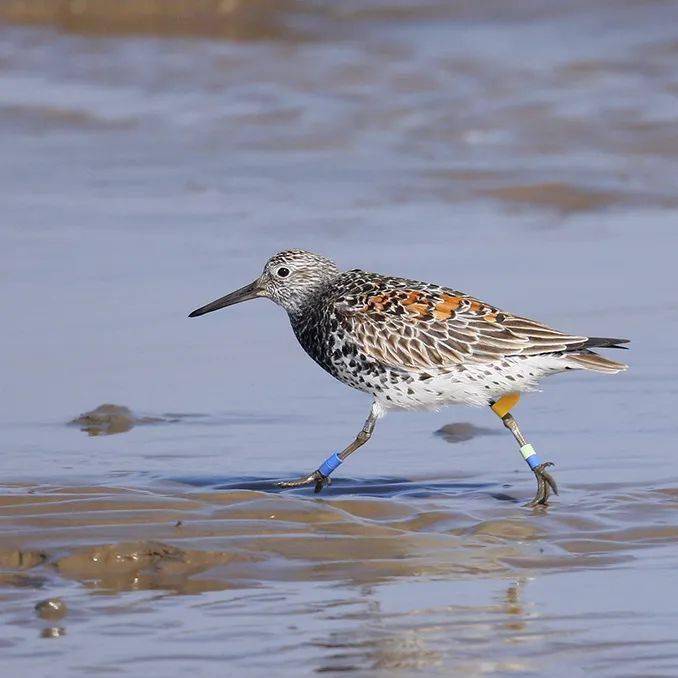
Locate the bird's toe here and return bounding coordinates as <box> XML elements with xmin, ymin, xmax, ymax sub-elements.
<box><xmin>526</xmin><ymin>462</ymin><xmax>558</xmax><ymax>507</ymax></box>
<box><xmin>276</xmin><ymin>473</ymin><xmax>316</xmax><ymax>488</ymax></box>
<box><xmin>313</xmin><ymin>473</ymin><xmax>331</xmax><ymax>494</ymax></box>
<box><xmin>278</xmin><ymin>470</ymin><xmax>330</xmax><ymax>491</ymax></box>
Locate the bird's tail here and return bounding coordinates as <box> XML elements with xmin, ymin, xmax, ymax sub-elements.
<box><xmin>566</xmin><ymin>337</ymin><xmax>629</xmax><ymax>374</ymax></box>
<box><xmin>567</xmin><ymin>351</ymin><xmax>628</xmax><ymax>373</ymax></box>
<box><xmin>581</xmin><ymin>337</ymin><xmax>630</xmax><ymax>350</ymax></box>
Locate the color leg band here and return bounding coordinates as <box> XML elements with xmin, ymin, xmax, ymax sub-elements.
<box><xmin>318</xmin><ymin>452</ymin><xmax>343</xmax><ymax>477</ymax></box>
<box><xmin>491</xmin><ymin>393</ymin><xmax>521</xmax><ymax>418</ymax></box>
<box><xmin>520</xmin><ymin>444</ymin><xmax>542</xmax><ymax>471</ymax></box>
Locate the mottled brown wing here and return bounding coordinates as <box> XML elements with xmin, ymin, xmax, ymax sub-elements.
<box><xmin>335</xmin><ymin>283</ymin><xmax>587</xmax><ymax>371</ymax></box>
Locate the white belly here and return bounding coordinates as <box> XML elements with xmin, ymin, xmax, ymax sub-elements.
<box><xmin>374</xmin><ymin>354</ymin><xmax>571</xmax><ymax>411</ymax></box>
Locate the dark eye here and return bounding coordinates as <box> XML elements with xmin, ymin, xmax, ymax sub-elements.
<box><xmin>276</xmin><ymin>267</ymin><xmax>290</xmax><ymax>278</ymax></box>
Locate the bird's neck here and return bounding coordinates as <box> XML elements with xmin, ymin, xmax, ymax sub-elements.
<box><xmin>287</xmin><ymin>282</ymin><xmax>337</xmax><ymax>373</ymax></box>
<box><xmin>286</xmin><ymin>274</ymin><xmax>339</xmax><ymax>321</ymax></box>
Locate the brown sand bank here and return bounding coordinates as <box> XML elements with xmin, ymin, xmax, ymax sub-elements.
<box><xmin>0</xmin><ymin>0</ymin><xmax>300</xmax><ymax>40</ymax></box>
<box><xmin>3</xmin><ymin>480</ymin><xmax>678</xmax><ymax>673</ymax></box>
<box><xmin>2</xmin><ymin>481</ymin><xmax>677</xmax><ymax>594</ymax></box>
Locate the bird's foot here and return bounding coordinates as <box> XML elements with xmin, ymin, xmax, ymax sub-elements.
<box><xmin>527</xmin><ymin>462</ymin><xmax>558</xmax><ymax>507</ymax></box>
<box><xmin>277</xmin><ymin>470</ymin><xmax>331</xmax><ymax>494</ymax></box>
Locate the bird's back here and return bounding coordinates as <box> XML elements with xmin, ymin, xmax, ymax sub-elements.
<box><xmin>288</xmin><ymin>268</ymin><xmax>627</xmax><ymax>408</ymax></box>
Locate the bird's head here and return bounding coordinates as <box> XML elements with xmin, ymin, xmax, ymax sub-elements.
<box><xmin>189</xmin><ymin>249</ymin><xmax>340</xmax><ymax>318</ymax></box>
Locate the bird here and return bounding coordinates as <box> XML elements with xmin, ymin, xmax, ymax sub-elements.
<box><xmin>189</xmin><ymin>249</ymin><xmax>628</xmax><ymax>506</ymax></box>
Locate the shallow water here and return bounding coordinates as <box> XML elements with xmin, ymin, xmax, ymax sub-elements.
<box><xmin>1</xmin><ymin>1</ymin><xmax>678</xmax><ymax>675</ymax></box>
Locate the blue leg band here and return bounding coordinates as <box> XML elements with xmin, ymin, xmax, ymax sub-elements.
<box><xmin>526</xmin><ymin>455</ymin><xmax>542</xmax><ymax>471</ymax></box>
<box><xmin>520</xmin><ymin>443</ymin><xmax>542</xmax><ymax>471</ymax></box>
<box><xmin>318</xmin><ymin>452</ymin><xmax>343</xmax><ymax>477</ymax></box>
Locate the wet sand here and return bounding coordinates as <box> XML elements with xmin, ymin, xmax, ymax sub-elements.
<box><xmin>2</xmin><ymin>0</ymin><xmax>678</xmax><ymax>675</ymax></box>
<box><xmin>3</xmin><ymin>476</ymin><xmax>678</xmax><ymax>674</ymax></box>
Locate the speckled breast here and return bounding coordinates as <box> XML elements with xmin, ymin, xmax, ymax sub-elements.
<box><xmin>288</xmin><ymin>289</ymin><xmax>396</xmax><ymax>398</ymax></box>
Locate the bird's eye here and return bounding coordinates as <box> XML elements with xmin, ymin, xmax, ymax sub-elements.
<box><xmin>276</xmin><ymin>267</ymin><xmax>290</xmax><ymax>278</ymax></box>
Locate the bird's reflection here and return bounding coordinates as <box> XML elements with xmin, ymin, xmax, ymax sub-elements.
<box><xmin>314</xmin><ymin>580</ymin><xmax>533</xmax><ymax>672</ymax></box>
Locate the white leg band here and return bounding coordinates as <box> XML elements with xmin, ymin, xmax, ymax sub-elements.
<box><xmin>520</xmin><ymin>443</ymin><xmax>536</xmax><ymax>461</ymax></box>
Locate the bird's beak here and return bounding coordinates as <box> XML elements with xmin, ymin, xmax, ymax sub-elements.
<box><xmin>188</xmin><ymin>278</ymin><xmax>263</xmax><ymax>318</ymax></box>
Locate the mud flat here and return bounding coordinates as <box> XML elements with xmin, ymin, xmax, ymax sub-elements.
<box><xmin>2</xmin><ymin>478</ymin><xmax>678</xmax><ymax>673</ymax></box>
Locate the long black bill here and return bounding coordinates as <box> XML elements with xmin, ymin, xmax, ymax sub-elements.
<box><xmin>188</xmin><ymin>279</ymin><xmax>262</xmax><ymax>318</ymax></box>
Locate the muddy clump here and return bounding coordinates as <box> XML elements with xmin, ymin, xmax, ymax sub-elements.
<box><xmin>35</xmin><ymin>598</ymin><xmax>67</xmax><ymax>621</ymax></box>
<box><xmin>69</xmin><ymin>404</ymin><xmax>165</xmax><ymax>436</ymax></box>
<box><xmin>0</xmin><ymin>549</ymin><xmax>47</xmax><ymax>569</ymax></box>
<box><xmin>434</xmin><ymin>422</ymin><xmax>500</xmax><ymax>444</ymax></box>
<box><xmin>53</xmin><ymin>540</ymin><xmax>244</xmax><ymax>592</ymax></box>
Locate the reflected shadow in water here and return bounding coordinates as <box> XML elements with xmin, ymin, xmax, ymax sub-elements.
<box><xmin>176</xmin><ymin>475</ymin><xmax>514</xmax><ymax>501</ymax></box>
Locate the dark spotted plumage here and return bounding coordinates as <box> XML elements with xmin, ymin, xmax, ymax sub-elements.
<box><xmin>285</xmin><ymin>263</ymin><xmax>627</xmax><ymax>409</ymax></box>
<box><xmin>189</xmin><ymin>249</ymin><xmax>629</xmax><ymax>504</ymax></box>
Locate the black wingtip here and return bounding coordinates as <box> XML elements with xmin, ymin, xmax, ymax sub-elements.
<box><xmin>583</xmin><ymin>337</ymin><xmax>630</xmax><ymax>350</ymax></box>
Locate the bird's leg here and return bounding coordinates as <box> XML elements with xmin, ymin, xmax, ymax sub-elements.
<box><xmin>490</xmin><ymin>394</ymin><xmax>558</xmax><ymax>507</ymax></box>
<box><xmin>277</xmin><ymin>402</ymin><xmax>381</xmax><ymax>494</ymax></box>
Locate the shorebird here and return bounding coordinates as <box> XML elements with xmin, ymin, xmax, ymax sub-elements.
<box><xmin>189</xmin><ymin>249</ymin><xmax>628</xmax><ymax>506</ymax></box>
